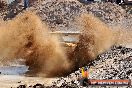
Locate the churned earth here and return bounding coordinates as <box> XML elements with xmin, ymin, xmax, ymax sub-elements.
<box><xmin>0</xmin><ymin>0</ymin><xmax>132</xmax><ymax>88</ymax></box>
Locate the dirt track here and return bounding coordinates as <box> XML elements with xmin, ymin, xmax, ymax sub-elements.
<box><xmin>0</xmin><ymin>75</ymin><xmax>57</xmax><ymax>88</ymax></box>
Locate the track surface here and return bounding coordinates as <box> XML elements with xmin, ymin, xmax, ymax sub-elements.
<box><xmin>0</xmin><ymin>65</ymin><xmax>56</xmax><ymax>88</ymax></box>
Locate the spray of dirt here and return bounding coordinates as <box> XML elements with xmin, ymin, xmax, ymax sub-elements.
<box><xmin>115</xmin><ymin>29</ymin><xmax>132</xmax><ymax>47</ymax></box>
<box><xmin>0</xmin><ymin>12</ymin><xmax>131</xmax><ymax>77</ymax></box>
<box><xmin>71</xmin><ymin>14</ymin><xmax>117</xmax><ymax>69</ymax></box>
<box><xmin>0</xmin><ymin>11</ymin><xmax>71</xmax><ymax>77</ymax></box>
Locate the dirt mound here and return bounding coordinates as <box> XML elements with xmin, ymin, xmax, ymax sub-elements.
<box><xmin>1</xmin><ymin>0</ymin><xmax>131</xmax><ymax>30</ymax></box>
<box><xmin>29</xmin><ymin>0</ymin><xmax>131</xmax><ymax>31</ymax></box>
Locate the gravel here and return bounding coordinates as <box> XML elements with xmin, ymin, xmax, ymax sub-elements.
<box><xmin>16</xmin><ymin>46</ymin><xmax>132</xmax><ymax>88</ymax></box>
<box><xmin>47</xmin><ymin>46</ymin><xmax>132</xmax><ymax>88</ymax></box>
<box><xmin>1</xmin><ymin>0</ymin><xmax>131</xmax><ymax>30</ymax></box>
<box><xmin>89</xmin><ymin>46</ymin><xmax>132</xmax><ymax>80</ymax></box>
<box><xmin>30</xmin><ymin>0</ymin><xmax>132</xmax><ymax>31</ymax></box>
<box><xmin>0</xmin><ymin>0</ymin><xmax>132</xmax><ymax>87</ymax></box>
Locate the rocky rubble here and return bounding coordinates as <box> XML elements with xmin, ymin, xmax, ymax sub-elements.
<box><xmin>0</xmin><ymin>0</ymin><xmax>131</xmax><ymax>30</ymax></box>
<box><xmin>16</xmin><ymin>46</ymin><xmax>132</xmax><ymax>87</ymax></box>
<box><xmin>16</xmin><ymin>28</ymin><xmax>132</xmax><ymax>86</ymax></box>
<box><xmin>89</xmin><ymin>46</ymin><xmax>132</xmax><ymax>80</ymax></box>
<box><xmin>30</xmin><ymin>0</ymin><xmax>132</xmax><ymax>31</ymax></box>
<box><xmin>0</xmin><ymin>0</ymin><xmax>7</xmax><ymax>19</ymax></box>
<box><xmin>48</xmin><ymin>46</ymin><xmax>132</xmax><ymax>88</ymax></box>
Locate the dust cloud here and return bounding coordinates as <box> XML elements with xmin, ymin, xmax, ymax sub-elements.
<box><xmin>0</xmin><ymin>11</ymin><xmax>70</xmax><ymax>77</ymax></box>
<box><xmin>71</xmin><ymin>13</ymin><xmax>132</xmax><ymax>69</ymax></box>
<box><xmin>0</xmin><ymin>12</ymin><xmax>131</xmax><ymax>77</ymax></box>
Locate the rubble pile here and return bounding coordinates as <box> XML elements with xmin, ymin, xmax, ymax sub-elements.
<box><xmin>17</xmin><ymin>46</ymin><xmax>132</xmax><ymax>87</ymax></box>
<box><xmin>0</xmin><ymin>0</ymin><xmax>131</xmax><ymax>30</ymax></box>
<box><xmin>0</xmin><ymin>0</ymin><xmax>7</xmax><ymax>19</ymax></box>
<box><xmin>89</xmin><ymin>46</ymin><xmax>132</xmax><ymax>80</ymax></box>
<box><xmin>48</xmin><ymin>46</ymin><xmax>132</xmax><ymax>88</ymax></box>
<box><xmin>30</xmin><ymin>0</ymin><xmax>132</xmax><ymax>31</ymax></box>
<box><xmin>16</xmin><ymin>45</ymin><xmax>132</xmax><ymax>88</ymax></box>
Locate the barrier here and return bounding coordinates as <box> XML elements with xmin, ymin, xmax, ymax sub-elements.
<box><xmin>50</xmin><ymin>31</ymin><xmax>80</xmax><ymax>45</ymax></box>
